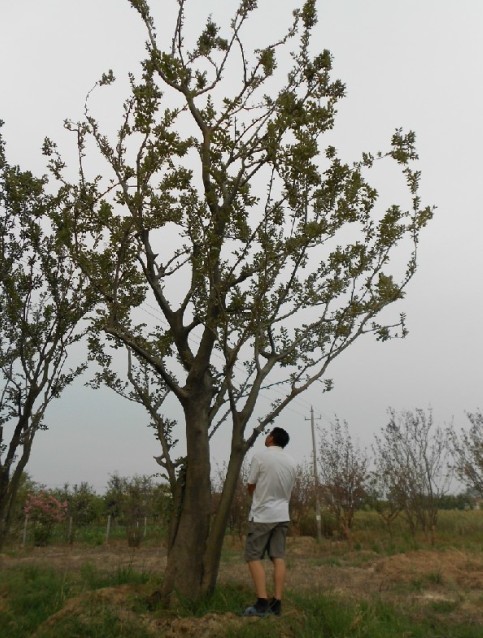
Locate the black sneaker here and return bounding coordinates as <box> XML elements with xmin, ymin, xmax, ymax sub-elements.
<box><xmin>242</xmin><ymin>598</ymin><xmax>270</xmax><ymax>617</ymax></box>
<box><xmin>269</xmin><ymin>597</ymin><xmax>282</xmax><ymax>616</ymax></box>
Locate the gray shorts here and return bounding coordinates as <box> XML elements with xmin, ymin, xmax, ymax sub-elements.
<box><xmin>244</xmin><ymin>521</ymin><xmax>289</xmax><ymax>562</ymax></box>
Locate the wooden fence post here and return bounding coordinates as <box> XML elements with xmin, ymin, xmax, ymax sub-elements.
<box><xmin>68</xmin><ymin>516</ymin><xmax>73</xmax><ymax>543</ymax></box>
<box><xmin>105</xmin><ymin>514</ymin><xmax>111</xmax><ymax>544</ymax></box>
<box><xmin>22</xmin><ymin>514</ymin><xmax>29</xmax><ymax>548</ymax></box>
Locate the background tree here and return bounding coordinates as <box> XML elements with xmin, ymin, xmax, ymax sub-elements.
<box><xmin>89</xmin><ymin>345</ymin><xmax>182</xmax><ymax>546</ymax></box>
<box><xmin>372</xmin><ymin>408</ymin><xmax>452</xmax><ymax>544</ymax></box>
<box><xmin>289</xmin><ymin>461</ymin><xmax>319</xmax><ymax>536</ymax></box>
<box><xmin>23</xmin><ymin>491</ymin><xmax>67</xmax><ymax>546</ymax></box>
<box><xmin>104</xmin><ymin>472</ymin><xmax>169</xmax><ymax>546</ymax></box>
<box><xmin>54</xmin><ymin>482</ymin><xmax>105</xmax><ymax>541</ymax></box>
<box><xmin>44</xmin><ymin>0</ymin><xmax>432</xmax><ymax>602</ymax></box>
<box><xmin>366</xmin><ymin>460</ymin><xmax>404</xmax><ymax>537</ymax></box>
<box><xmin>449</xmin><ymin>411</ymin><xmax>483</xmax><ymax>496</ymax></box>
<box><xmin>0</xmin><ymin>125</ymin><xmax>89</xmax><ymax>549</ymax></box>
<box><xmin>317</xmin><ymin>417</ymin><xmax>369</xmax><ymax>541</ymax></box>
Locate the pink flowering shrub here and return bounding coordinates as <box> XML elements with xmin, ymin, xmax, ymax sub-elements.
<box><xmin>24</xmin><ymin>492</ymin><xmax>67</xmax><ymax>545</ymax></box>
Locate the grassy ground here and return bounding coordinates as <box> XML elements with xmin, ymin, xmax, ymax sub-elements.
<box><xmin>0</xmin><ymin>562</ymin><xmax>480</xmax><ymax>638</ymax></box>
<box><xmin>1</xmin><ymin>511</ymin><xmax>482</xmax><ymax>637</ymax></box>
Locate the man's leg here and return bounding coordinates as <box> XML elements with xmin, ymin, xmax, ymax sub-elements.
<box><xmin>243</xmin><ymin>560</ymin><xmax>270</xmax><ymax>616</ymax></box>
<box><xmin>247</xmin><ymin>560</ymin><xmax>268</xmax><ymax>599</ymax></box>
<box><xmin>243</xmin><ymin>523</ymin><xmax>272</xmax><ymax>615</ymax></box>
<box><xmin>267</xmin><ymin>523</ymin><xmax>289</xmax><ymax>615</ymax></box>
<box><xmin>272</xmin><ymin>557</ymin><xmax>286</xmax><ymax>600</ymax></box>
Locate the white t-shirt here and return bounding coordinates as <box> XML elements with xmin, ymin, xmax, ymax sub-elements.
<box><xmin>247</xmin><ymin>446</ymin><xmax>297</xmax><ymax>523</ymax></box>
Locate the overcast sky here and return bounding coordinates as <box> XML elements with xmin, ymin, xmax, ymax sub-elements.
<box><xmin>1</xmin><ymin>1</ymin><xmax>482</xmax><ymax>491</ymax></box>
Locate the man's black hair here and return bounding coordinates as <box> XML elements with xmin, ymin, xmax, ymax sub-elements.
<box><xmin>270</xmin><ymin>427</ymin><xmax>290</xmax><ymax>448</ymax></box>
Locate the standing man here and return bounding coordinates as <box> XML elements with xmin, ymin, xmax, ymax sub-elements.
<box><xmin>243</xmin><ymin>427</ymin><xmax>297</xmax><ymax>617</ymax></box>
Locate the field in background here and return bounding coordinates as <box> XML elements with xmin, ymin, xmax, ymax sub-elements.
<box><xmin>1</xmin><ymin>510</ymin><xmax>482</xmax><ymax>637</ymax></box>
<box><xmin>9</xmin><ymin>507</ymin><xmax>483</xmax><ymax>551</ymax></box>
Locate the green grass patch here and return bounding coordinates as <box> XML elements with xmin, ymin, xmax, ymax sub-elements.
<box><xmin>33</xmin><ymin>606</ymin><xmax>153</xmax><ymax>638</ymax></box>
<box><xmin>0</xmin><ymin>562</ymin><xmax>155</xmax><ymax>638</ymax></box>
<box><xmin>430</xmin><ymin>599</ymin><xmax>460</xmax><ymax>613</ymax></box>
<box><xmin>0</xmin><ymin>566</ymin><xmax>69</xmax><ymax>638</ymax></box>
<box><xmin>307</xmin><ymin>555</ymin><xmax>343</xmax><ymax>568</ymax></box>
<box><xmin>78</xmin><ymin>561</ymin><xmax>151</xmax><ymax>590</ymax></box>
<box><xmin>286</xmin><ymin>593</ymin><xmax>481</xmax><ymax>638</ymax></box>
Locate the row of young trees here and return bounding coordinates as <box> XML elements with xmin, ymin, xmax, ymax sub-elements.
<box><xmin>11</xmin><ymin>406</ymin><xmax>481</xmax><ymax>549</ymax></box>
<box><xmin>316</xmin><ymin>409</ymin><xmax>482</xmax><ymax>544</ymax></box>
<box><xmin>9</xmin><ymin>473</ymin><xmax>172</xmax><ymax>546</ymax></box>
<box><xmin>0</xmin><ymin>0</ymin><xmax>438</xmax><ymax>604</ymax></box>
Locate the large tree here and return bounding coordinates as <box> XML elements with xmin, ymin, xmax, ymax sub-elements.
<box><xmin>0</xmin><ymin>125</ymin><xmax>89</xmax><ymax>548</ymax></box>
<box><xmin>44</xmin><ymin>0</ymin><xmax>432</xmax><ymax>602</ymax></box>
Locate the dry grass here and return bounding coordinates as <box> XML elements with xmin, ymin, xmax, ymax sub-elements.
<box><xmin>1</xmin><ymin>534</ymin><xmax>482</xmax><ymax>636</ymax></box>
<box><xmin>219</xmin><ymin>535</ymin><xmax>483</xmax><ymax>627</ymax></box>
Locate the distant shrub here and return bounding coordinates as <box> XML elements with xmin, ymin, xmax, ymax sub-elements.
<box><xmin>24</xmin><ymin>492</ymin><xmax>67</xmax><ymax>546</ymax></box>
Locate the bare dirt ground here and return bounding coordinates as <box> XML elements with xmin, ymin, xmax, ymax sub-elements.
<box><xmin>1</xmin><ymin>537</ymin><xmax>482</xmax><ymax>636</ymax></box>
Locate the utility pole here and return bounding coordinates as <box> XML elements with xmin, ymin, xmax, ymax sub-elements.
<box><xmin>306</xmin><ymin>406</ymin><xmax>322</xmax><ymax>542</ymax></box>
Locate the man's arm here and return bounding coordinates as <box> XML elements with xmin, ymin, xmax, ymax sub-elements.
<box><xmin>247</xmin><ymin>483</ymin><xmax>256</xmax><ymax>496</ymax></box>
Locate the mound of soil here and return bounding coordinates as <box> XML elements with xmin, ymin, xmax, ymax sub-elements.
<box><xmin>33</xmin><ymin>584</ymin><xmax>276</xmax><ymax>638</ymax></box>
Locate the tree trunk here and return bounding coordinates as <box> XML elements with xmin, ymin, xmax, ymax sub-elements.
<box><xmin>0</xmin><ymin>439</ymin><xmax>33</xmax><ymax>550</ymax></box>
<box><xmin>200</xmin><ymin>440</ymin><xmax>245</xmax><ymax>597</ymax></box>
<box><xmin>161</xmin><ymin>402</ymin><xmax>212</xmax><ymax>603</ymax></box>
<box><xmin>0</xmin><ymin>478</ymin><xmax>11</xmax><ymax>550</ymax></box>
<box><xmin>160</xmin><ymin>407</ymin><xmax>248</xmax><ymax>605</ymax></box>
